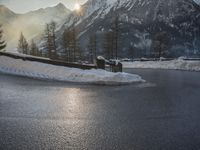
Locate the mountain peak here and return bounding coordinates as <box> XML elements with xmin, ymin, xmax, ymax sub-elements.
<box><xmin>26</xmin><ymin>2</ymin><xmax>71</xmax><ymax>15</ymax></box>
<box><xmin>0</xmin><ymin>4</ymin><xmax>16</xmax><ymax>15</ymax></box>
<box><xmin>56</xmin><ymin>3</ymin><xmax>66</xmax><ymax>8</ymax></box>
<box><xmin>0</xmin><ymin>4</ymin><xmax>6</xmax><ymax>8</ymax></box>
<box><xmin>0</xmin><ymin>5</ymin><xmax>11</xmax><ymax>11</ymax></box>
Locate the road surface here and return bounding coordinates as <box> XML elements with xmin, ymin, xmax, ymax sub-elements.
<box><xmin>0</xmin><ymin>69</ymin><xmax>200</xmax><ymax>150</ymax></box>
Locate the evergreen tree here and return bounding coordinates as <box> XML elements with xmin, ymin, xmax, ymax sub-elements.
<box><xmin>112</xmin><ymin>15</ymin><xmax>120</xmax><ymax>59</ymax></box>
<box><xmin>68</xmin><ymin>27</ymin><xmax>79</xmax><ymax>62</ymax></box>
<box><xmin>18</xmin><ymin>32</ymin><xmax>29</xmax><ymax>54</ymax></box>
<box><xmin>128</xmin><ymin>45</ymin><xmax>135</xmax><ymax>60</ymax></box>
<box><xmin>62</xmin><ymin>25</ymin><xmax>81</xmax><ymax>63</ymax></box>
<box><xmin>30</xmin><ymin>39</ymin><xmax>39</xmax><ymax>56</ymax></box>
<box><xmin>72</xmin><ymin>27</ymin><xmax>77</xmax><ymax>62</ymax></box>
<box><xmin>152</xmin><ymin>31</ymin><xmax>170</xmax><ymax>58</ymax></box>
<box><xmin>104</xmin><ymin>31</ymin><xmax>114</xmax><ymax>60</ymax></box>
<box><xmin>63</xmin><ymin>28</ymin><xmax>71</xmax><ymax>62</ymax></box>
<box><xmin>103</xmin><ymin>15</ymin><xmax>120</xmax><ymax>60</ymax></box>
<box><xmin>44</xmin><ymin>21</ymin><xmax>57</xmax><ymax>59</ymax></box>
<box><xmin>50</xmin><ymin>21</ymin><xmax>57</xmax><ymax>59</ymax></box>
<box><xmin>0</xmin><ymin>25</ymin><xmax>6</xmax><ymax>51</ymax></box>
<box><xmin>88</xmin><ymin>33</ymin><xmax>97</xmax><ymax>63</ymax></box>
<box><xmin>45</xmin><ymin>23</ymin><xmax>51</xmax><ymax>58</ymax></box>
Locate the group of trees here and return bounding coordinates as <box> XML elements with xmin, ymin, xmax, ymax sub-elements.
<box><xmin>16</xmin><ymin>15</ymin><xmax>171</xmax><ymax>63</ymax></box>
<box><xmin>57</xmin><ymin>15</ymin><xmax>120</xmax><ymax>63</ymax></box>
<box><xmin>62</xmin><ymin>16</ymin><xmax>170</xmax><ymax>63</ymax></box>
<box><xmin>17</xmin><ymin>21</ymin><xmax>82</xmax><ymax>62</ymax></box>
<box><xmin>43</xmin><ymin>21</ymin><xmax>81</xmax><ymax>62</ymax></box>
<box><xmin>18</xmin><ymin>32</ymin><xmax>41</xmax><ymax>56</ymax></box>
<box><xmin>103</xmin><ymin>16</ymin><xmax>120</xmax><ymax>60</ymax></box>
<box><xmin>0</xmin><ymin>25</ymin><xmax>40</xmax><ymax>56</ymax></box>
<box><xmin>0</xmin><ymin>15</ymin><xmax>194</xmax><ymax>61</ymax></box>
<box><xmin>62</xmin><ymin>27</ymin><xmax>81</xmax><ymax>62</ymax></box>
<box><xmin>18</xmin><ymin>21</ymin><xmax>58</xmax><ymax>58</ymax></box>
<box><xmin>88</xmin><ymin>33</ymin><xmax>97</xmax><ymax>63</ymax></box>
<box><xmin>15</xmin><ymin>16</ymin><xmax>172</xmax><ymax>62</ymax></box>
<box><xmin>18</xmin><ymin>33</ymin><xmax>29</xmax><ymax>54</ymax></box>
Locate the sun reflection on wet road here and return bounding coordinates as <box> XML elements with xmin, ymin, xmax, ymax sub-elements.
<box><xmin>62</xmin><ymin>88</ymin><xmax>83</xmax><ymax>114</ymax></box>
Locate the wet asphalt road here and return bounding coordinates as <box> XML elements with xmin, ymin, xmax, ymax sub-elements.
<box><xmin>0</xmin><ymin>69</ymin><xmax>200</xmax><ymax>150</ymax></box>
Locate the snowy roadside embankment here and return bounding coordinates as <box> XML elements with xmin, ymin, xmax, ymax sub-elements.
<box><xmin>0</xmin><ymin>56</ymin><xmax>144</xmax><ymax>85</ymax></box>
<box><xmin>122</xmin><ymin>59</ymin><xmax>200</xmax><ymax>72</ymax></box>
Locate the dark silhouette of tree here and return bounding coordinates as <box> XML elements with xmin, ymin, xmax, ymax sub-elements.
<box><xmin>104</xmin><ymin>31</ymin><xmax>114</xmax><ymax>60</ymax></box>
<box><xmin>76</xmin><ymin>45</ymin><xmax>82</xmax><ymax>62</ymax></box>
<box><xmin>88</xmin><ymin>33</ymin><xmax>97</xmax><ymax>63</ymax></box>
<box><xmin>30</xmin><ymin>39</ymin><xmax>39</xmax><ymax>56</ymax></box>
<box><xmin>62</xmin><ymin>27</ymin><xmax>78</xmax><ymax>62</ymax></box>
<box><xmin>152</xmin><ymin>31</ymin><xmax>170</xmax><ymax>58</ymax></box>
<box><xmin>45</xmin><ymin>24</ymin><xmax>51</xmax><ymax>57</ymax></box>
<box><xmin>72</xmin><ymin>27</ymin><xmax>77</xmax><ymax>62</ymax></box>
<box><xmin>18</xmin><ymin>32</ymin><xmax>29</xmax><ymax>54</ymax></box>
<box><xmin>63</xmin><ymin>28</ymin><xmax>71</xmax><ymax>61</ymax></box>
<box><xmin>112</xmin><ymin>15</ymin><xmax>120</xmax><ymax>59</ymax></box>
<box><xmin>104</xmin><ymin>15</ymin><xmax>120</xmax><ymax>60</ymax></box>
<box><xmin>0</xmin><ymin>25</ymin><xmax>6</xmax><ymax>51</ymax></box>
<box><xmin>128</xmin><ymin>45</ymin><xmax>135</xmax><ymax>60</ymax></box>
<box><xmin>44</xmin><ymin>21</ymin><xmax>57</xmax><ymax>59</ymax></box>
<box><xmin>50</xmin><ymin>21</ymin><xmax>57</xmax><ymax>58</ymax></box>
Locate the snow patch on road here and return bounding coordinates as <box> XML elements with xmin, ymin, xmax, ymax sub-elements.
<box><xmin>122</xmin><ymin>59</ymin><xmax>200</xmax><ymax>72</ymax></box>
<box><xmin>0</xmin><ymin>56</ymin><xmax>144</xmax><ymax>85</ymax></box>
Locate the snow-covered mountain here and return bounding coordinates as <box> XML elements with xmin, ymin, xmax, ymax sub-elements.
<box><xmin>0</xmin><ymin>3</ymin><xmax>71</xmax><ymax>50</ymax></box>
<box><xmin>56</xmin><ymin>0</ymin><xmax>200</xmax><ymax>57</ymax></box>
<box><xmin>194</xmin><ymin>0</ymin><xmax>200</xmax><ymax>5</ymax></box>
<box><xmin>24</xmin><ymin>3</ymin><xmax>70</xmax><ymax>25</ymax></box>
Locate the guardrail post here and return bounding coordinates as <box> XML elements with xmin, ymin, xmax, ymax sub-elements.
<box><xmin>111</xmin><ymin>62</ymin><xmax>122</xmax><ymax>72</ymax></box>
<box><xmin>96</xmin><ymin>59</ymin><xmax>105</xmax><ymax>70</ymax></box>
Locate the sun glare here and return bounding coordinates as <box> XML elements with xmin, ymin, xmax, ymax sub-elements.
<box><xmin>74</xmin><ymin>3</ymin><xmax>81</xmax><ymax>11</ymax></box>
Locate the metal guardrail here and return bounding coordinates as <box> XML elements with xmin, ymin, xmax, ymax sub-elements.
<box><xmin>0</xmin><ymin>52</ymin><xmax>97</xmax><ymax>70</ymax></box>
<box><xmin>183</xmin><ymin>58</ymin><xmax>200</xmax><ymax>61</ymax></box>
<box><xmin>127</xmin><ymin>58</ymin><xmax>200</xmax><ymax>62</ymax></box>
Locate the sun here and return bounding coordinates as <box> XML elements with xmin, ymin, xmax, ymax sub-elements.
<box><xmin>74</xmin><ymin>3</ymin><xmax>81</xmax><ymax>11</ymax></box>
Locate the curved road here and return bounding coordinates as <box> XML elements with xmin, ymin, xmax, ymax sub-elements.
<box><xmin>0</xmin><ymin>69</ymin><xmax>200</xmax><ymax>150</ymax></box>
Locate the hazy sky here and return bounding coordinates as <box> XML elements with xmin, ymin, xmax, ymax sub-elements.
<box><xmin>0</xmin><ymin>0</ymin><xmax>88</xmax><ymax>13</ymax></box>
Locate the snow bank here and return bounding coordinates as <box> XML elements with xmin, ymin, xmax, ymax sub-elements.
<box><xmin>123</xmin><ymin>59</ymin><xmax>200</xmax><ymax>72</ymax></box>
<box><xmin>0</xmin><ymin>56</ymin><xmax>144</xmax><ymax>85</ymax></box>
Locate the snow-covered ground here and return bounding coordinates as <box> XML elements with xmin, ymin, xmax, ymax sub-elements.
<box><xmin>122</xmin><ymin>58</ymin><xmax>200</xmax><ymax>72</ymax></box>
<box><xmin>0</xmin><ymin>56</ymin><xmax>144</xmax><ymax>85</ymax></box>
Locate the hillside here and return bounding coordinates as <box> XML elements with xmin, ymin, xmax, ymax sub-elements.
<box><xmin>0</xmin><ymin>3</ymin><xmax>71</xmax><ymax>51</ymax></box>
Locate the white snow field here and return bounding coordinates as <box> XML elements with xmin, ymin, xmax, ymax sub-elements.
<box><xmin>0</xmin><ymin>56</ymin><xmax>144</xmax><ymax>85</ymax></box>
<box><xmin>122</xmin><ymin>58</ymin><xmax>200</xmax><ymax>72</ymax></box>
